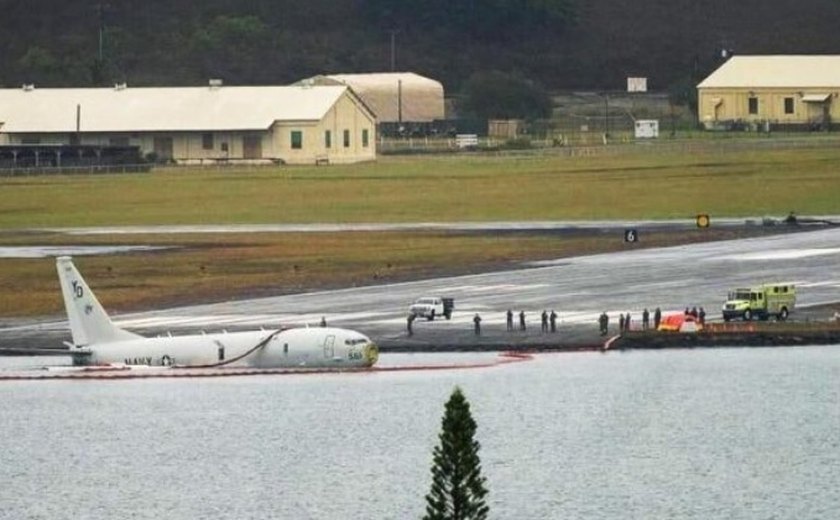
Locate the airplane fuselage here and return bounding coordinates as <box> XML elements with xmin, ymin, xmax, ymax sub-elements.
<box><xmin>74</xmin><ymin>327</ymin><xmax>378</xmax><ymax>369</ymax></box>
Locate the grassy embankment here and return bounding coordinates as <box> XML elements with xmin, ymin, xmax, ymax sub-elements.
<box><xmin>1</xmin><ymin>147</ymin><xmax>839</xmax><ymax>318</ymax></box>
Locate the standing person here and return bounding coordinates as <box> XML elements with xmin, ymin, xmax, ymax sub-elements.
<box><xmin>619</xmin><ymin>313</ymin><xmax>625</xmax><ymax>333</ymax></box>
<box><xmin>690</xmin><ymin>306</ymin><xmax>698</xmax><ymax>319</ymax></box>
<box><xmin>541</xmin><ymin>310</ymin><xmax>549</xmax><ymax>333</ymax></box>
<box><xmin>550</xmin><ymin>310</ymin><xmax>557</xmax><ymax>333</ymax></box>
<box><xmin>320</xmin><ymin>316</ymin><xmax>327</xmax><ymax>327</ymax></box>
<box><xmin>642</xmin><ymin>308</ymin><xmax>650</xmax><ymax>331</ymax></box>
<box><xmin>654</xmin><ymin>307</ymin><xmax>662</xmax><ymax>330</ymax></box>
<box><xmin>407</xmin><ymin>313</ymin><xmax>415</xmax><ymax>336</ymax></box>
<box><xmin>598</xmin><ymin>312</ymin><xmax>608</xmax><ymax>336</ymax></box>
<box><xmin>473</xmin><ymin>313</ymin><xmax>482</xmax><ymax>336</ymax></box>
<box><xmin>698</xmin><ymin>307</ymin><xmax>706</xmax><ymax>325</ymax></box>
<box><xmin>519</xmin><ymin>310</ymin><xmax>526</xmax><ymax>331</ymax></box>
<box><xmin>625</xmin><ymin>312</ymin><xmax>632</xmax><ymax>331</ymax></box>
<box><xmin>506</xmin><ymin>309</ymin><xmax>514</xmax><ymax>332</ymax></box>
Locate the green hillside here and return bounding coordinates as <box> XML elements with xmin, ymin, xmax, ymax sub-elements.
<box><xmin>2</xmin><ymin>0</ymin><xmax>840</xmax><ymax>93</ymax></box>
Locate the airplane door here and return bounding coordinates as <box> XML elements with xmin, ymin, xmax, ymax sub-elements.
<box><xmin>323</xmin><ymin>335</ymin><xmax>335</xmax><ymax>359</ymax></box>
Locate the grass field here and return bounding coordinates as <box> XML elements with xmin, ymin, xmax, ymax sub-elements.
<box><xmin>2</xmin><ymin>146</ymin><xmax>840</xmax><ymax>228</ymax></box>
<box><xmin>1</xmin><ymin>145</ymin><xmax>838</xmax><ymax>319</ymax></box>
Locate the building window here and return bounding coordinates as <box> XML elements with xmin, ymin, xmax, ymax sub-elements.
<box><xmin>202</xmin><ymin>133</ymin><xmax>214</xmax><ymax>150</ymax></box>
<box><xmin>343</xmin><ymin>129</ymin><xmax>350</xmax><ymax>148</ymax></box>
<box><xmin>362</xmin><ymin>129</ymin><xmax>369</xmax><ymax>148</ymax></box>
<box><xmin>109</xmin><ymin>137</ymin><xmax>129</xmax><ymax>147</ymax></box>
<box><xmin>784</xmin><ymin>97</ymin><xmax>794</xmax><ymax>115</ymax></box>
<box><xmin>291</xmin><ymin>131</ymin><xmax>303</xmax><ymax>150</ymax></box>
<box><xmin>748</xmin><ymin>97</ymin><xmax>758</xmax><ymax>115</ymax></box>
<box><xmin>325</xmin><ymin>130</ymin><xmax>332</xmax><ymax>149</ymax></box>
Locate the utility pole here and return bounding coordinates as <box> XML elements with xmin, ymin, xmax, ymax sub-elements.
<box><xmin>604</xmin><ymin>93</ymin><xmax>610</xmax><ymax>140</ymax></box>
<box><xmin>389</xmin><ymin>29</ymin><xmax>397</xmax><ymax>72</ymax></box>
<box><xmin>97</xmin><ymin>3</ymin><xmax>106</xmax><ymax>62</ymax></box>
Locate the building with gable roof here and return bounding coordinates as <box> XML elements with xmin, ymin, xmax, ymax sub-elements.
<box><xmin>0</xmin><ymin>82</ymin><xmax>377</xmax><ymax>165</ymax></box>
<box><xmin>697</xmin><ymin>55</ymin><xmax>840</xmax><ymax>130</ymax></box>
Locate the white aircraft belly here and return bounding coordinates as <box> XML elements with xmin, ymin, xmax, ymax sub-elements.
<box><xmin>91</xmin><ymin>332</ymin><xmax>266</xmax><ymax>367</ymax></box>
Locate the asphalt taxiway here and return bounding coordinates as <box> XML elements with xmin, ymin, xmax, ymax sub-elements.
<box><xmin>3</xmin><ymin>225</ymin><xmax>840</xmax><ymax>351</ymax></box>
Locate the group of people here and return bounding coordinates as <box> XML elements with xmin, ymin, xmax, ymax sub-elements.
<box><xmin>506</xmin><ymin>309</ymin><xmax>558</xmax><ymax>334</ymax></box>
<box><xmin>684</xmin><ymin>306</ymin><xmax>707</xmax><ymax>325</ymax></box>
<box><xmin>406</xmin><ymin>309</ymin><xmax>561</xmax><ymax>337</ymax></box>
<box><xmin>599</xmin><ymin>307</ymin><xmax>664</xmax><ymax>336</ymax></box>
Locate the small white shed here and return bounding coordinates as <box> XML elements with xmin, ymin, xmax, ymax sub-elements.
<box><xmin>634</xmin><ymin>119</ymin><xmax>659</xmax><ymax>139</ymax></box>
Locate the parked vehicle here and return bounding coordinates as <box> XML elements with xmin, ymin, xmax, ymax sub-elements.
<box><xmin>409</xmin><ymin>297</ymin><xmax>454</xmax><ymax>321</ymax></box>
<box><xmin>722</xmin><ymin>284</ymin><xmax>796</xmax><ymax>321</ymax></box>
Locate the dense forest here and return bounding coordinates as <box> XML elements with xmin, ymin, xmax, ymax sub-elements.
<box><xmin>2</xmin><ymin>0</ymin><xmax>840</xmax><ymax>94</ymax></box>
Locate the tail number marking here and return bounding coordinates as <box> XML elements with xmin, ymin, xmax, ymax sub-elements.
<box><xmin>72</xmin><ymin>281</ymin><xmax>84</xmax><ymax>298</ymax></box>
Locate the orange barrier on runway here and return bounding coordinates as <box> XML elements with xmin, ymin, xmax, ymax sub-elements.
<box><xmin>704</xmin><ymin>322</ymin><xmax>756</xmax><ymax>333</ymax></box>
<box><xmin>656</xmin><ymin>314</ymin><xmax>704</xmax><ymax>332</ymax></box>
<box><xmin>0</xmin><ymin>352</ymin><xmax>534</xmax><ymax>381</ymax></box>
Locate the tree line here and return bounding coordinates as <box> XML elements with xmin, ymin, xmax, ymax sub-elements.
<box><xmin>3</xmin><ymin>0</ymin><xmax>840</xmax><ymax>115</ymax></box>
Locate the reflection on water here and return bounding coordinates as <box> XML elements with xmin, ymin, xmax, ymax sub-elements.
<box><xmin>1</xmin><ymin>348</ymin><xmax>838</xmax><ymax>519</ymax></box>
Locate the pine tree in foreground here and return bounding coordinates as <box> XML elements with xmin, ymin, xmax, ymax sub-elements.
<box><xmin>423</xmin><ymin>387</ymin><xmax>489</xmax><ymax>520</ymax></box>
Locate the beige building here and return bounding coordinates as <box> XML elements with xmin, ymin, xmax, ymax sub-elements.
<box><xmin>298</xmin><ymin>72</ymin><xmax>445</xmax><ymax>124</ymax></box>
<box><xmin>0</xmin><ymin>83</ymin><xmax>377</xmax><ymax>165</ymax></box>
<box><xmin>698</xmin><ymin>55</ymin><xmax>840</xmax><ymax>130</ymax></box>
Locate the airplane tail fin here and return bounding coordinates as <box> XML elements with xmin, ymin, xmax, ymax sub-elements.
<box><xmin>56</xmin><ymin>256</ymin><xmax>141</xmax><ymax>346</ymax></box>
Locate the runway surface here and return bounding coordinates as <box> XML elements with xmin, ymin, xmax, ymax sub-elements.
<box><xmin>38</xmin><ymin>216</ymin><xmax>839</xmax><ymax>235</ymax></box>
<box><xmin>3</xmin><ymin>227</ymin><xmax>840</xmax><ymax>347</ymax></box>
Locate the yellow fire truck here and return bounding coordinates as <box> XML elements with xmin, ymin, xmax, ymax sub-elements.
<box><xmin>722</xmin><ymin>284</ymin><xmax>796</xmax><ymax>322</ymax></box>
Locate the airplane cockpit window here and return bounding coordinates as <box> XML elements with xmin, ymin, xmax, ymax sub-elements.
<box><xmin>344</xmin><ymin>337</ymin><xmax>368</xmax><ymax>345</ymax></box>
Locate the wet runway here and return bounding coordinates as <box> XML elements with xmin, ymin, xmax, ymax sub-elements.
<box><xmin>3</xmin><ymin>227</ymin><xmax>840</xmax><ymax>347</ymax></box>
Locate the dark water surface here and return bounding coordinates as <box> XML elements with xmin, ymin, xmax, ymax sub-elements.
<box><xmin>1</xmin><ymin>348</ymin><xmax>838</xmax><ymax>519</ymax></box>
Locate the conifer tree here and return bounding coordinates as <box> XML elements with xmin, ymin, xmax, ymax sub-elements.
<box><xmin>423</xmin><ymin>387</ymin><xmax>489</xmax><ymax>520</ymax></box>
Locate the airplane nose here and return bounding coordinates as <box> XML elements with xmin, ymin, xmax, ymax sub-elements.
<box><xmin>363</xmin><ymin>342</ymin><xmax>379</xmax><ymax>366</ymax></box>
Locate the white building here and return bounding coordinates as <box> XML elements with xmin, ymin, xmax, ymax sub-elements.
<box><xmin>697</xmin><ymin>55</ymin><xmax>840</xmax><ymax>130</ymax></box>
<box><xmin>0</xmin><ymin>83</ymin><xmax>377</xmax><ymax>165</ymax></box>
<box><xmin>298</xmin><ymin>72</ymin><xmax>445</xmax><ymax>124</ymax></box>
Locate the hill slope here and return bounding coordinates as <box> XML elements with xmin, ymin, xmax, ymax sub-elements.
<box><xmin>2</xmin><ymin>0</ymin><xmax>839</xmax><ymax>92</ymax></box>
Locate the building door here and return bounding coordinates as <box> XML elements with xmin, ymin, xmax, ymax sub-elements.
<box><xmin>153</xmin><ymin>137</ymin><xmax>173</xmax><ymax>160</ymax></box>
<box><xmin>243</xmin><ymin>135</ymin><xmax>262</xmax><ymax>159</ymax></box>
<box><xmin>323</xmin><ymin>335</ymin><xmax>335</xmax><ymax>359</ymax></box>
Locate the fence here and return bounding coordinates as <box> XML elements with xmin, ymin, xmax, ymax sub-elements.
<box><xmin>379</xmin><ymin>134</ymin><xmax>840</xmax><ymax>158</ymax></box>
<box><xmin>0</xmin><ymin>163</ymin><xmax>151</xmax><ymax>177</ymax></box>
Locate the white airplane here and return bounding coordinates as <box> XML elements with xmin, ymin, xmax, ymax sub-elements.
<box><xmin>56</xmin><ymin>256</ymin><xmax>378</xmax><ymax>369</ymax></box>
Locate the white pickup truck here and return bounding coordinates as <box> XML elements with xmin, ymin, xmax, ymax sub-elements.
<box><xmin>409</xmin><ymin>297</ymin><xmax>454</xmax><ymax>321</ymax></box>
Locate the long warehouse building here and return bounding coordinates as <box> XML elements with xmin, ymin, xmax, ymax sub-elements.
<box><xmin>0</xmin><ymin>83</ymin><xmax>377</xmax><ymax>165</ymax></box>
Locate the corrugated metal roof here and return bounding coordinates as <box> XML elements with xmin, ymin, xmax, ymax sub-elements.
<box><xmin>0</xmin><ymin>85</ymin><xmax>348</xmax><ymax>133</ymax></box>
<box><xmin>298</xmin><ymin>72</ymin><xmax>444</xmax><ymax>122</ymax></box>
<box><xmin>326</xmin><ymin>72</ymin><xmax>442</xmax><ymax>90</ymax></box>
<box><xmin>698</xmin><ymin>55</ymin><xmax>840</xmax><ymax>89</ymax></box>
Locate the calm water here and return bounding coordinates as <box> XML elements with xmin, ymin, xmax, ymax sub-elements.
<box><xmin>1</xmin><ymin>348</ymin><xmax>838</xmax><ymax>520</ymax></box>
